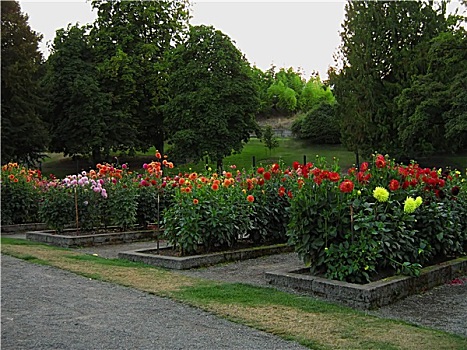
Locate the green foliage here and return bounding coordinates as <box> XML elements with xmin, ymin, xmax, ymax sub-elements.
<box><xmin>39</xmin><ymin>185</ymin><xmax>75</xmax><ymax>233</ymax></box>
<box><xmin>90</xmin><ymin>0</ymin><xmax>190</xmax><ymax>155</ymax></box>
<box><xmin>43</xmin><ymin>24</ymin><xmax>111</xmax><ymax>164</ymax></box>
<box><xmin>298</xmin><ymin>77</ymin><xmax>335</xmax><ymax>112</ymax></box>
<box><xmin>164</xmin><ymin>25</ymin><xmax>260</xmax><ymax>168</ymax></box>
<box><xmin>163</xmin><ymin>177</ymin><xmax>253</xmax><ymax>255</ymax></box>
<box><xmin>261</xmin><ymin>126</ymin><xmax>279</xmax><ymax>154</ymax></box>
<box><xmin>106</xmin><ymin>179</ymin><xmax>138</xmax><ymax>231</ymax></box>
<box><xmin>291</xmin><ymin>102</ymin><xmax>340</xmax><ymax>144</ymax></box>
<box><xmin>397</xmin><ymin>29</ymin><xmax>467</xmax><ymax>157</ymax></box>
<box><xmin>332</xmin><ymin>1</ymin><xmax>452</xmax><ymax>158</ymax></box>
<box><xmin>1</xmin><ymin>1</ymin><xmax>48</xmax><ymax>165</ymax></box>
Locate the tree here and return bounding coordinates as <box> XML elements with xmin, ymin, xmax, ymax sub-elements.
<box><xmin>1</xmin><ymin>1</ymin><xmax>48</xmax><ymax>165</ymax></box>
<box><xmin>261</xmin><ymin>125</ymin><xmax>279</xmax><ymax>154</ymax></box>
<box><xmin>298</xmin><ymin>77</ymin><xmax>335</xmax><ymax>112</ymax></box>
<box><xmin>164</xmin><ymin>25</ymin><xmax>260</xmax><ymax>169</ymax></box>
<box><xmin>90</xmin><ymin>0</ymin><xmax>190</xmax><ymax>155</ymax></box>
<box><xmin>397</xmin><ymin>29</ymin><xmax>467</xmax><ymax>156</ymax></box>
<box><xmin>331</xmin><ymin>1</ymin><xmax>450</xmax><ymax>159</ymax></box>
<box><xmin>43</xmin><ymin>24</ymin><xmax>111</xmax><ymax>164</ymax></box>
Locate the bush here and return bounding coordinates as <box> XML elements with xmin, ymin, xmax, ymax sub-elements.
<box><xmin>292</xmin><ymin>102</ymin><xmax>340</xmax><ymax>144</ymax></box>
<box><xmin>1</xmin><ymin>163</ymin><xmax>42</xmax><ymax>225</ymax></box>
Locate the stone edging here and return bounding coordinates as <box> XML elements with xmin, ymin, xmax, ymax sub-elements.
<box><xmin>26</xmin><ymin>230</ymin><xmax>160</xmax><ymax>248</ymax></box>
<box><xmin>118</xmin><ymin>244</ymin><xmax>293</xmax><ymax>270</ymax></box>
<box><xmin>265</xmin><ymin>256</ymin><xmax>467</xmax><ymax>309</ymax></box>
<box><xmin>1</xmin><ymin>223</ymin><xmax>47</xmax><ymax>235</ymax></box>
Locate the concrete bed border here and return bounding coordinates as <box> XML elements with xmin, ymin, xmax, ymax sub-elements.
<box><xmin>26</xmin><ymin>229</ymin><xmax>160</xmax><ymax>248</ymax></box>
<box><xmin>1</xmin><ymin>223</ymin><xmax>47</xmax><ymax>235</ymax></box>
<box><xmin>265</xmin><ymin>256</ymin><xmax>467</xmax><ymax>309</ymax></box>
<box><xmin>118</xmin><ymin>244</ymin><xmax>293</xmax><ymax>270</ymax></box>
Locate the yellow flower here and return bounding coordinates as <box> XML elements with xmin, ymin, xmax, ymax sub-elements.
<box><xmin>373</xmin><ymin>187</ymin><xmax>389</xmax><ymax>202</ymax></box>
<box><xmin>404</xmin><ymin>197</ymin><xmax>418</xmax><ymax>214</ymax></box>
<box><xmin>415</xmin><ymin>196</ymin><xmax>423</xmax><ymax>207</ymax></box>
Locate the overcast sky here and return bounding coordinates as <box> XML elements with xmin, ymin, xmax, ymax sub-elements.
<box><xmin>18</xmin><ymin>1</ymin><xmax>464</xmax><ymax>80</ymax></box>
<box><xmin>20</xmin><ymin>0</ymin><xmax>347</xmax><ymax>80</ymax></box>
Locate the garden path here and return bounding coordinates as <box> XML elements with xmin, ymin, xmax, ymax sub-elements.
<box><xmin>3</xmin><ymin>234</ymin><xmax>467</xmax><ymax>338</ymax></box>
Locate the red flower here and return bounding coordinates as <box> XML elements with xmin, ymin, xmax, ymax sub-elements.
<box><xmin>329</xmin><ymin>172</ymin><xmax>340</xmax><ymax>182</ymax></box>
<box><xmin>257</xmin><ymin>167</ymin><xmax>264</xmax><ymax>174</ymax></box>
<box><xmin>452</xmin><ymin>186</ymin><xmax>460</xmax><ymax>196</ymax></box>
<box><xmin>287</xmin><ymin>190</ymin><xmax>293</xmax><ymax>199</ymax></box>
<box><xmin>263</xmin><ymin>172</ymin><xmax>271</xmax><ymax>181</ymax></box>
<box><xmin>389</xmin><ymin>179</ymin><xmax>400</xmax><ymax>191</ymax></box>
<box><xmin>375</xmin><ymin>155</ymin><xmax>386</xmax><ymax>168</ymax></box>
<box><xmin>271</xmin><ymin>163</ymin><xmax>280</xmax><ymax>172</ymax></box>
<box><xmin>247</xmin><ymin>195</ymin><xmax>255</xmax><ymax>203</ymax></box>
<box><xmin>258</xmin><ymin>178</ymin><xmax>265</xmax><ymax>186</ymax></box>
<box><xmin>278</xmin><ymin>186</ymin><xmax>286</xmax><ymax>197</ymax></box>
<box><xmin>339</xmin><ymin>180</ymin><xmax>354</xmax><ymax>193</ymax></box>
<box><xmin>360</xmin><ymin>162</ymin><xmax>369</xmax><ymax>172</ymax></box>
<box><xmin>292</xmin><ymin>161</ymin><xmax>300</xmax><ymax>170</ymax></box>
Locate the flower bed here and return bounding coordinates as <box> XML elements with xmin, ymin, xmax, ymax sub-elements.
<box><xmin>26</xmin><ymin>227</ymin><xmax>161</xmax><ymax>248</ymax></box>
<box><xmin>266</xmin><ymin>256</ymin><xmax>467</xmax><ymax>309</ymax></box>
<box><xmin>2</xmin><ymin>152</ymin><xmax>466</xmax><ymax>284</ymax></box>
<box><xmin>118</xmin><ymin>243</ymin><xmax>293</xmax><ymax>270</ymax></box>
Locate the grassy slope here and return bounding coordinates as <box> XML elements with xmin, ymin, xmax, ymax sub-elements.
<box><xmin>2</xmin><ymin>237</ymin><xmax>466</xmax><ymax>350</ymax></box>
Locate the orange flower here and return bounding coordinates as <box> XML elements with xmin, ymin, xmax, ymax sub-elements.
<box><xmin>193</xmin><ymin>198</ymin><xmax>199</xmax><ymax>205</ymax></box>
<box><xmin>179</xmin><ymin>178</ymin><xmax>186</xmax><ymax>185</ymax></box>
<box><xmin>8</xmin><ymin>174</ymin><xmax>15</xmax><ymax>180</ymax></box>
<box><xmin>211</xmin><ymin>183</ymin><xmax>219</xmax><ymax>191</ymax></box>
<box><xmin>247</xmin><ymin>195</ymin><xmax>254</xmax><ymax>203</ymax></box>
<box><xmin>225</xmin><ymin>172</ymin><xmax>232</xmax><ymax>178</ymax></box>
<box><xmin>184</xmin><ymin>187</ymin><xmax>192</xmax><ymax>193</ymax></box>
<box><xmin>223</xmin><ymin>179</ymin><xmax>231</xmax><ymax>187</ymax></box>
<box><xmin>13</xmin><ymin>178</ymin><xmax>19</xmax><ymax>183</ymax></box>
<box><xmin>155</xmin><ymin>151</ymin><xmax>162</xmax><ymax>159</ymax></box>
<box><xmin>188</xmin><ymin>172</ymin><xmax>197</xmax><ymax>181</ymax></box>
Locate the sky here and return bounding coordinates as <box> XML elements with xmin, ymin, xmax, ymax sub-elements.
<box><xmin>19</xmin><ymin>0</ymin><xmax>346</xmax><ymax>80</ymax></box>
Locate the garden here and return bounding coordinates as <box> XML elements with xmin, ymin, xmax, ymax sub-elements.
<box><xmin>2</xmin><ymin>150</ymin><xmax>466</xmax><ymax>284</ymax></box>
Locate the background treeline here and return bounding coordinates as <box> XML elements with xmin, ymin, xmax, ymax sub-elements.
<box><xmin>2</xmin><ymin>0</ymin><xmax>466</xmax><ymax>168</ymax></box>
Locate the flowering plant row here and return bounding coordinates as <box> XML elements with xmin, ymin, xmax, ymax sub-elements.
<box><xmin>2</xmin><ymin>153</ymin><xmax>466</xmax><ymax>283</ymax></box>
<box><xmin>286</xmin><ymin>154</ymin><xmax>467</xmax><ymax>282</ymax></box>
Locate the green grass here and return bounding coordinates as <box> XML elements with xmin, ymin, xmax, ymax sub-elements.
<box><xmin>39</xmin><ymin>138</ymin><xmax>467</xmax><ymax>179</ymax></box>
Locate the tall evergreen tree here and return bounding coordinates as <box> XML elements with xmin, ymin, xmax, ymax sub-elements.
<box><xmin>331</xmin><ymin>1</ymin><xmax>449</xmax><ymax>159</ymax></box>
<box><xmin>1</xmin><ymin>1</ymin><xmax>48</xmax><ymax>165</ymax></box>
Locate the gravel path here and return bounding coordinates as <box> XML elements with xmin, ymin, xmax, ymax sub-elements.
<box><xmin>3</xmin><ymin>236</ymin><xmax>467</xmax><ymax>339</ymax></box>
<box><xmin>1</xmin><ymin>254</ymin><xmax>307</xmax><ymax>350</ymax></box>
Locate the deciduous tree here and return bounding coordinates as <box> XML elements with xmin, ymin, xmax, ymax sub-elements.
<box><xmin>164</xmin><ymin>25</ymin><xmax>260</xmax><ymax>169</ymax></box>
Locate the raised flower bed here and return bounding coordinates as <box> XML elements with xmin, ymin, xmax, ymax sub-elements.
<box><xmin>118</xmin><ymin>243</ymin><xmax>293</xmax><ymax>270</ymax></box>
<box><xmin>266</xmin><ymin>256</ymin><xmax>467</xmax><ymax>310</ymax></box>
<box><xmin>26</xmin><ymin>227</ymin><xmax>161</xmax><ymax>248</ymax></box>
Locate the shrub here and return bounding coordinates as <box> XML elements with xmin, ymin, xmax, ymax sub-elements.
<box><xmin>1</xmin><ymin>163</ymin><xmax>42</xmax><ymax>225</ymax></box>
<box><xmin>292</xmin><ymin>102</ymin><xmax>340</xmax><ymax>144</ymax></box>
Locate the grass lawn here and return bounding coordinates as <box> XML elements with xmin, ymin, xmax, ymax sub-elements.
<box><xmin>39</xmin><ymin>138</ymin><xmax>467</xmax><ymax>179</ymax></box>
<box><xmin>2</xmin><ymin>237</ymin><xmax>466</xmax><ymax>350</ymax></box>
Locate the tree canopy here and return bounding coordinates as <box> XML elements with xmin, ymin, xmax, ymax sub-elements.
<box><xmin>331</xmin><ymin>0</ymin><xmax>465</xmax><ymax>159</ymax></box>
<box><xmin>1</xmin><ymin>1</ymin><xmax>48</xmax><ymax>165</ymax></box>
<box><xmin>164</xmin><ymin>25</ymin><xmax>260</xmax><ymax>169</ymax></box>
